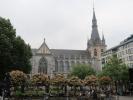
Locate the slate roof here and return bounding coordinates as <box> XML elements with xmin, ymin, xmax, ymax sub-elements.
<box><xmin>91</xmin><ymin>9</ymin><xmax>101</xmax><ymax>41</ymax></box>
<box><xmin>102</xmin><ymin>34</ymin><xmax>133</xmax><ymax>53</ymax></box>
<box><xmin>50</xmin><ymin>49</ymin><xmax>90</xmax><ymax>59</ymax></box>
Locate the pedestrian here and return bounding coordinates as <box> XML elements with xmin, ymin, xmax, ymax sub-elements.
<box><xmin>4</xmin><ymin>72</ymin><xmax>11</xmax><ymax>98</ymax></box>
<box><xmin>92</xmin><ymin>90</ymin><xmax>97</xmax><ymax>100</ymax></box>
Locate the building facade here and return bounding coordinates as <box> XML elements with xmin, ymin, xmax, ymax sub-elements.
<box><xmin>102</xmin><ymin>35</ymin><xmax>133</xmax><ymax>68</ymax></box>
<box><xmin>31</xmin><ymin>9</ymin><xmax>106</xmax><ymax>76</ymax></box>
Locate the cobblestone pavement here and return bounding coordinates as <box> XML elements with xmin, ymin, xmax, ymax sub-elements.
<box><xmin>115</xmin><ymin>96</ymin><xmax>133</xmax><ymax>100</ymax></box>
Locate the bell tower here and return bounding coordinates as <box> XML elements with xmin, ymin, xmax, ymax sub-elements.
<box><xmin>87</xmin><ymin>7</ymin><xmax>106</xmax><ymax>60</ymax></box>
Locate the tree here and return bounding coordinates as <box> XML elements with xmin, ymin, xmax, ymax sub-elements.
<box><xmin>0</xmin><ymin>17</ymin><xmax>32</xmax><ymax>80</ymax></box>
<box><xmin>11</xmin><ymin>36</ymin><xmax>32</xmax><ymax>73</ymax></box>
<box><xmin>50</xmin><ymin>74</ymin><xmax>66</xmax><ymax>86</ymax></box>
<box><xmin>84</xmin><ymin>75</ymin><xmax>98</xmax><ymax>87</ymax></box>
<box><xmin>10</xmin><ymin>70</ymin><xmax>27</xmax><ymax>86</ymax></box>
<box><xmin>67</xmin><ymin>76</ymin><xmax>81</xmax><ymax>87</ymax></box>
<box><xmin>31</xmin><ymin>74</ymin><xmax>49</xmax><ymax>86</ymax></box>
<box><xmin>67</xmin><ymin>76</ymin><xmax>81</xmax><ymax>95</ymax></box>
<box><xmin>70</xmin><ymin>64</ymin><xmax>96</xmax><ymax>79</ymax></box>
<box><xmin>50</xmin><ymin>74</ymin><xmax>67</xmax><ymax>94</ymax></box>
<box><xmin>10</xmin><ymin>70</ymin><xmax>27</xmax><ymax>93</ymax></box>
<box><xmin>98</xmin><ymin>76</ymin><xmax>112</xmax><ymax>86</ymax></box>
<box><xmin>99</xmin><ymin>55</ymin><xmax>129</xmax><ymax>94</ymax></box>
<box><xmin>100</xmin><ymin>55</ymin><xmax>129</xmax><ymax>81</ymax></box>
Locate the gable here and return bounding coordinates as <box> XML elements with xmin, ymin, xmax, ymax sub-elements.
<box><xmin>37</xmin><ymin>40</ymin><xmax>51</xmax><ymax>54</ymax></box>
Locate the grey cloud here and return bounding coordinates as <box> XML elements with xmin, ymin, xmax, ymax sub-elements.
<box><xmin>0</xmin><ymin>0</ymin><xmax>133</xmax><ymax>49</ymax></box>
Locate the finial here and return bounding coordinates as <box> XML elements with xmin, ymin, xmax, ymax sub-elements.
<box><xmin>92</xmin><ymin>0</ymin><xmax>96</xmax><ymax>20</ymax></box>
<box><xmin>93</xmin><ymin>0</ymin><xmax>95</xmax><ymax>11</ymax></box>
<box><xmin>102</xmin><ymin>31</ymin><xmax>105</xmax><ymax>41</ymax></box>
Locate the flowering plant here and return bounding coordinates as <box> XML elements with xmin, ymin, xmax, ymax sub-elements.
<box><xmin>10</xmin><ymin>70</ymin><xmax>27</xmax><ymax>85</ymax></box>
<box><xmin>31</xmin><ymin>74</ymin><xmax>49</xmax><ymax>86</ymax></box>
<box><xmin>99</xmin><ymin>76</ymin><xmax>112</xmax><ymax>85</ymax></box>
<box><xmin>50</xmin><ymin>74</ymin><xmax>66</xmax><ymax>86</ymax></box>
<box><xmin>84</xmin><ymin>75</ymin><xmax>98</xmax><ymax>86</ymax></box>
<box><xmin>67</xmin><ymin>76</ymin><xmax>81</xmax><ymax>86</ymax></box>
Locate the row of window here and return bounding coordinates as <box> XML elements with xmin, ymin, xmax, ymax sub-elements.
<box><xmin>128</xmin><ymin>63</ymin><xmax>133</xmax><ymax>68</ymax></box>
<box><xmin>102</xmin><ymin>55</ymin><xmax>133</xmax><ymax>66</ymax></box>
<box><xmin>103</xmin><ymin>42</ymin><xmax>133</xmax><ymax>57</ymax></box>
<box><xmin>128</xmin><ymin>55</ymin><xmax>133</xmax><ymax>61</ymax></box>
<box><xmin>117</xmin><ymin>48</ymin><xmax>133</xmax><ymax>57</ymax></box>
<box><xmin>121</xmin><ymin>56</ymin><xmax>133</xmax><ymax>62</ymax></box>
<box><xmin>57</xmin><ymin>61</ymin><xmax>88</xmax><ymax>66</ymax></box>
<box><xmin>55</xmin><ymin>61</ymin><xmax>90</xmax><ymax>72</ymax></box>
<box><xmin>119</xmin><ymin>42</ymin><xmax>133</xmax><ymax>50</ymax></box>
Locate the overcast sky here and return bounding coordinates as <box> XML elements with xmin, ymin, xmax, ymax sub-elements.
<box><xmin>0</xmin><ymin>0</ymin><xmax>133</xmax><ymax>50</ymax></box>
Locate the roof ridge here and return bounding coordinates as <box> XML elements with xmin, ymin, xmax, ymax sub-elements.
<box><xmin>50</xmin><ymin>49</ymin><xmax>85</xmax><ymax>51</ymax></box>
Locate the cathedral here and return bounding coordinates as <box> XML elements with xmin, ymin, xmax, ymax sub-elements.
<box><xmin>31</xmin><ymin>8</ymin><xmax>107</xmax><ymax>76</ymax></box>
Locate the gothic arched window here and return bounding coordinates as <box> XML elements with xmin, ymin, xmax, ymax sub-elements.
<box><xmin>60</xmin><ymin>61</ymin><xmax>64</xmax><ymax>72</ymax></box>
<box><xmin>38</xmin><ymin>57</ymin><xmax>47</xmax><ymax>74</ymax></box>
<box><xmin>94</xmin><ymin>49</ymin><xmax>97</xmax><ymax>56</ymax></box>
<box><xmin>55</xmin><ymin>60</ymin><xmax>58</xmax><ymax>72</ymax></box>
<box><xmin>65</xmin><ymin>61</ymin><xmax>69</xmax><ymax>71</ymax></box>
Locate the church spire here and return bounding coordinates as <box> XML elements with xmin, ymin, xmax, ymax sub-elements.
<box><xmin>90</xmin><ymin>6</ymin><xmax>101</xmax><ymax>42</ymax></box>
<box><xmin>102</xmin><ymin>34</ymin><xmax>105</xmax><ymax>41</ymax></box>
<box><xmin>102</xmin><ymin>33</ymin><xmax>105</xmax><ymax>45</ymax></box>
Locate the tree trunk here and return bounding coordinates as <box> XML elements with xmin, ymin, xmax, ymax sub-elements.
<box><xmin>21</xmin><ymin>84</ymin><xmax>25</xmax><ymax>93</ymax></box>
<box><xmin>74</xmin><ymin>86</ymin><xmax>76</xmax><ymax>96</ymax></box>
<box><xmin>45</xmin><ymin>84</ymin><xmax>49</xmax><ymax>93</ymax></box>
<box><xmin>115</xmin><ymin>81</ymin><xmax>117</xmax><ymax>94</ymax></box>
<box><xmin>64</xmin><ymin>85</ymin><xmax>67</xmax><ymax>95</ymax></box>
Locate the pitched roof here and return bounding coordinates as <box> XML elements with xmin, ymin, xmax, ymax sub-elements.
<box><xmin>50</xmin><ymin>49</ymin><xmax>90</xmax><ymax>58</ymax></box>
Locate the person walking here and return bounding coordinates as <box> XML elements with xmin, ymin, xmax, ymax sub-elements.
<box><xmin>92</xmin><ymin>90</ymin><xmax>97</xmax><ymax>100</ymax></box>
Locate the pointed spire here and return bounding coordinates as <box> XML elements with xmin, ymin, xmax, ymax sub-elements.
<box><xmin>44</xmin><ymin>37</ymin><xmax>45</xmax><ymax>42</ymax></box>
<box><xmin>102</xmin><ymin>33</ymin><xmax>105</xmax><ymax>45</ymax></box>
<box><xmin>102</xmin><ymin>34</ymin><xmax>105</xmax><ymax>41</ymax></box>
<box><xmin>92</xmin><ymin>0</ymin><xmax>96</xmax><ymax>22</ymax></box>
<box><xmin>90</xmin><ymin>5</ymin><xmax>100</xmax><ymax>42</ymax></box>
<box><xmin>92</xmin><ymin>6</ymin><xmax>97</xmax><ymax>27</ymax></box>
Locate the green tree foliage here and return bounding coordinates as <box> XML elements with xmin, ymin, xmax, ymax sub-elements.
<box><xmin>70</xmin><ymin>64</ymin><xmax>96</xmax><ymax>79</ymax></box>
<box><xmin>0</xmin><ymin>17</ymin><xmax>32</xmax><ymax>80</ymax></box>
<box><xmin>99</xmin><ymin>55</ymin><xmax>129</xmax><ymax>81</ymax></box>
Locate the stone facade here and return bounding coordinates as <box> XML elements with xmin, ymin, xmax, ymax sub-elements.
<box><xmin>30</xmin><ymin>9</ymin><xmax>106</xmax><ymax>76</ymax></box>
